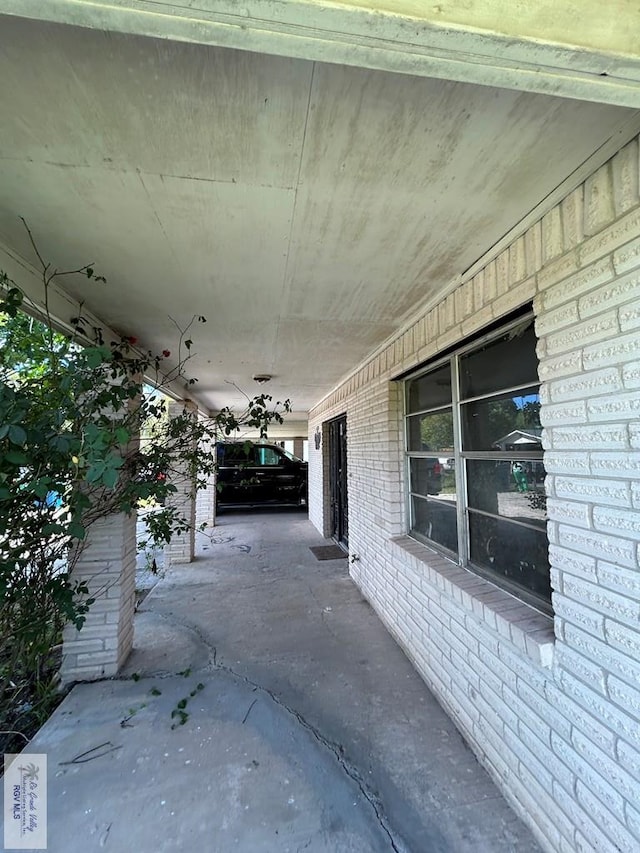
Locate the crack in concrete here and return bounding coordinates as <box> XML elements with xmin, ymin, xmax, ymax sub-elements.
<box><xmin>118</xmin><ymin>607</ymin><xmax>405</xmax><ymax>852</ymax></box>
<box><xmin>212</xmin><ymin>656</ymin><xmax>405</xmax><ymax>853</ymax></box>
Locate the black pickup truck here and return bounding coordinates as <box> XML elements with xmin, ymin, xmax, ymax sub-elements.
<box><xmin>215</xmin><ymin>442</ymin><xmax>308</xmax><ymax>509</ymax></box>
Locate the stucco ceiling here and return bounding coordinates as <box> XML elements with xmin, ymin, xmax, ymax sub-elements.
<box><xmin>0</xmin><ymin>14</ymin><xmax>638</xmax><ymax>418</ymax></box>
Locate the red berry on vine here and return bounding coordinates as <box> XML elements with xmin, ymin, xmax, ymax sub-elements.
<box><xmin>162</xmin><ymin>349</ymin><xmax>170</xmax><ymax>358</ymax></box>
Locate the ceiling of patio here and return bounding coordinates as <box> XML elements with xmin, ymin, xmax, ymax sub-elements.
<box><xmin>0</xmin><ymin>14</ymin><xmax>638</xmax><ymax>419</ymax></box>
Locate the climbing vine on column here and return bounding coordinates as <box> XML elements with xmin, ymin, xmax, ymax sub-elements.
<box><xmin>0</xmin><ymin>232</ymin><xmax>290</xmax><ymax>751</ymax></box>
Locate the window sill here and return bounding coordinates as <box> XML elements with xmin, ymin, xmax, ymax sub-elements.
<box><xmin>390</xmin><ymin>535</ymin><xmax>555</xmax><ymax>669</ymax></box>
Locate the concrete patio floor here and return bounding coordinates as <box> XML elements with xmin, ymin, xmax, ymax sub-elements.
<box><xmin>19</xmin><ymin>511</ymin><xmax>542</xmax><ymax>852</ymax></box>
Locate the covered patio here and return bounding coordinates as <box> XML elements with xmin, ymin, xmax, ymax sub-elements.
<box><xmin>25</xmin><ymin>510</ymin><xmax>540</xmax><ymax>852</ymax></box>
<box><xmin>3</xmin><ymin>2</ymin><xmax>640</xmax><ymax>850</ymax></box>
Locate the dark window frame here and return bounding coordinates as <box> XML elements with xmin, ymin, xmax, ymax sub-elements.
<box><xmin>404</xmin><ymin>311</ymin><xmax>551</xmax><ymax>614</ymax></box>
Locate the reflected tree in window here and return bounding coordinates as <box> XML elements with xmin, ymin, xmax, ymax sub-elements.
<box><xmin>420</xmin><ymin>411</ymin><xmax>454</xmax><ymax>452</ymax></box>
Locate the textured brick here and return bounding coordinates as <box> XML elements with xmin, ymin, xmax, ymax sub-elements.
<box><xmin>580</xmin><ymin>206</ymin><xmax>640</xmax><ymax>266</ymax></box>
<box><xmin>563</xmin><ymin>574</ymin><xmax>640</xmax><ymax>626</ymax></box>
<box><xmin>593</xmin><ymin>506</ymin><xmax>640</xmax><ymax>540</ymax></box>
<box><xmin>509</xmin><ymin>236</ymin><xmax>527</xmax><ymax>283</ymax></box>
<box><xmin>583</xmin><ymin>162</ymin><xmax>615</xmax><ymax>236</ymax></box>
<box><xmin>460</xmin><ymin>303</ymin><xmax>493</xmax><ymax>337</ymax></box>
<box><xmin>549</xmin><ymin>424</ymin><xmax>627</xmax><ymax>451</ymax></box>
<box><xmin>553</xmin><ymin>477</ymin><xmax>629</xmax><ymax>508</ymax></box>
<box><xmin>605</xmin><ymin>618</ymin><xmax>640</xmax><ymax>662</ymax></box>
<box><xmin>575</xmin><ymin>780</ymin><xmax>636</xmax><ymax>851</ymax></box>
<box><xmin>560</xmin><ymin>670</ymin><xmax>640</xmax><ymax>750</ymax></box>
<box><xmin>537</xmin><ymin>249</ymin><xmax>580</xmax><ymax>293</ymax></box>
<box><xmin>545</xmin><ymin>681</ymin><xmax>617</xmax><ymax>760</ymax></box>
<box><xmin>537</xmin><ymin>349</ymin><xmax>583</xmax><ymax>381</ymax></box>
<box><xmin>550</xmin><ymin>544</ymin><xmax>597</xmax><ymax>581</ymax></box>
<box><xmin>525</xmin><ymin>219</ymin><xmax>543</xmax><ymax>274</ymax></box>
<box><xmin>619</xmin><ymin>298</ymin><xmax>640</xmax><ymax>331</ymax></box>
<box><xmin>548</xmin><ymin>367</ymin><xmax>621</xmax><ymax>403</ymax></box>
<box><xmin>626</xmin><ymin>803</ymin><xmax>640</xmax><ymax>842</ymax></box>
<box><xmin>553</xmin><ymin>735</ymin><xmax>625</xmax><ymax>823</ymax></box>
<box><xmin>543</xmin><ymin>452</ymin><xmax>590</xmax><ymax>476</ymax></box>
<box><xmin>612</xmin><ymin>139</ymin><xmax>640</xmax><ymax>216</ymax></box>
<box><xmin>494</xmin><ymin>249</ymin><xmax>510</xmax><ymax>296</ymax></box>
<box><xmin>561</xmin><ymin>187</ymin><xmax>584</xmax><ymax>250</ymax></box>
<box><xmin>591</xmin><ymin>451</ymin><xmax>640</xmax><ymax>479</ymax></box>
<box><xmin>542</xmin><ymin>257</ymin><xmax>614</xmax><ymax>314</ymax></box>
<box><xmin>614</xmin><ymin>234</ymin><xmax>640</xmax><ymax>274</ymax></box>
<box><xmin>617</xmin><ymin>738</ymin><xmax>640</xmax><ymax>781</ymax></box>
<box><xmin>542</xmin><ymin>206</ymin><xmax>565</xmax><ymax>261</ymax></box>
<box><xmin>555</xmin><ymin>643</ymin><xmax>607</xmax><ymax>695</ymax></box>
<box><xmin>622</xmin><ymin>361</ymin><xmax>640</xmax><ymax>388</ymax></box>
<box><xmin>547</xmin><ymin>498</ymin><xmax>591</xmax><ymax>529</ymax></box>
<box><xmin>545</xmin><ymin>311</ymin><xmax>618</xmax><ymax>357</ymax></box>
<box><xmin>587</xmin><ymin>391</ymin><xmax>640</xmax><ymax>422</ymax></box>
<box><xmin>61</xmin><ymin>510</ymin><xmax>136</xmax><ymax>685</ymax></box>
<box><xmin>580</xmin><ymin>269</ymin><xmax>640</xmax><ymax>322</ymax></box>
<box><xmin>559</xmin><ymin>525</ymin><xmax>636</xmax><ymax>567</ymax></box>
<box><xmin>565</xmin><ymin>623</ymin><xmax>640</xmax><ymax>693</ymax></box>
<box><xmin>536</xmin><ymin>301</ymin><xmax>579</xmax><ymax>336</ymax></box>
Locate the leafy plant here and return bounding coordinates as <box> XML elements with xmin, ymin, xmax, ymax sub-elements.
<box><xmin>170</xmin><ymin>682</ymin><xmax>204</xmax><ymax>729</ymax></box>
<box><xmin>0</xmin><ymin>227</ymin><xmax>290</xmax><ymax>752</ymax></box>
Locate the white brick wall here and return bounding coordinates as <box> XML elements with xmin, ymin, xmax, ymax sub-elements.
<box><xmin>195</xmin><ymin>429</ymin><xmax>216</xmax><ymax>530</ymax></box>
<box><xmin>309</xmin><ymin>136</ymin><xmax>640</xmax><ymax>851</ymax></box>
<box><xmin>164</xmin><ymin>400</ymin><xmax>197</xmax><ymax>565</ymax></box>
<box><xmin>60</xmin><ymin>510</ymin><xmax>137</xmax><ymax>684</ymax></box>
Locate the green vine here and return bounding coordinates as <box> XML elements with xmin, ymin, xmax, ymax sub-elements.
<box><xmin>0</xmin><ymin>225</ymin><xmax>291</xmax><ymax>752</ymax></box>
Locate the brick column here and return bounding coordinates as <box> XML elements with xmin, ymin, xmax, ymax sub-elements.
<box><xmin>60</xmin><ymin>376</ymin><xmax>140</xmax><ymax>685</ymax></box>
<box><xmin>164</xmin><ymin>400</ymin><xmax>198</xmax><ymax>565</ymax></box>
<box><xmin>195</xmin><ymin>425</ymin><xmax>217</xmax><ymax>530</ymax></box>
<box><xmin>195</xmin><ymin>476</ymin><xmax>216</xmax><ymax>530</ymax></box>
<box><xmin>293</xmin><ymin>437</ymin><xmax>305</xmax><ymax>459</ymax></box>
<box><xmin>60</xmin><ymin>511</ymin><xmax>137</xmax><ymax>684</ymax></box>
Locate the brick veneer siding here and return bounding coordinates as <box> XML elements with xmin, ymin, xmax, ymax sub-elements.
<box><xmin>60</xmin><ymin>510</ymin><xmax>137</xmax><ymax>684</ymax></box>
<box><xmin>164</xmin><ymin>400</ymin><xmax>197</xmax><ymax>565</ymax></box>
<box><xmin>60</xmin><ymin>387</ymin><xmax>140</xmax><ymax>684</ymax></box>
<box><xmin>309</xmin><ymin>136</ymin><xmax>640</xmax><ymax>851</ymax></box>
<box><xmin>195</xmin><ymin>428</ymin><xmax>216</xmax><ymax>531</ymax></box>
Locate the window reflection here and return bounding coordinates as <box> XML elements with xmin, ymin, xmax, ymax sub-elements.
<box><xmin>459</xmin><ymin>319</ymin><xmax>538</xmax><ymax>399</ymax></box>
<box><xmin>466</xmin><ymin>459</ymin><xmax>547</xmax><ymax>528</ymax></box>
<box><xmin>461</xmin><ymin>389</ymin><xmax>541</xmax><ymax>452</ymax></box>
<box><xmin>404</xmin><ymin>311</ymin><xmax>549</xmax><ymax>612</ymax></box>
<box><xmin>407</xmin><ymin>410</ymin><xmax>454</xmax><ymax>453</ymax></box>
<box><xmin>407</xmin><ymin>363</ymin><xmax>452</xmax><ymax>412</ymax></box>
<box><xmin>412</xmin><ymin>496</ymin><xmax>458</xmax><ymax>555</ymax></box>
<box><xmin>468</xmin><ymin>513</ymin><xmax>551</xmax><ymax>600</ymax></box>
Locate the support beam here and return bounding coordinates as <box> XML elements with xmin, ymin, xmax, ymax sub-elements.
<box><xmin>3</xmin><ymin>0</ymin><xmax>640</xmax><ymax>107</ymax></box>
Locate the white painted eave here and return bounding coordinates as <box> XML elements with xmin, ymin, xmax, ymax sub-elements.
<box><xmin>3</xmin><ymin>0</ymin><xmax>640</xmax><ymax>107</ymax></box>
<box><xmin>0</xmin><ymin>9</ymin><xmax>639</xmax><ymax>420</ymax></box>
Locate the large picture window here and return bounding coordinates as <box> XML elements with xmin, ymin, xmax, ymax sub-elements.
<box><xmin>405</xmin><ymin>314</ymin><xmax>550</xmax><ymax>613</ymax></box>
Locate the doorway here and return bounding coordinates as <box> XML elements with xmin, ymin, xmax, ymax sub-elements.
<box><xmin>327</xmin><ymin>415</ymin><xmax>348</xmax><ymax>548</ymax></box>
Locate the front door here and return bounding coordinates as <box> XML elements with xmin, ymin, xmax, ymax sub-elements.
<box><xmin>328</xmin><ymin>415</ymin><xmax>348</xmax><ymax>547</ymax></box>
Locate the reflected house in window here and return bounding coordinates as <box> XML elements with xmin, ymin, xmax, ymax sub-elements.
<box><xmin>492</xmin><ymin>428</ymin><xmax>543</xmax><ymax>452</ymax></box>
